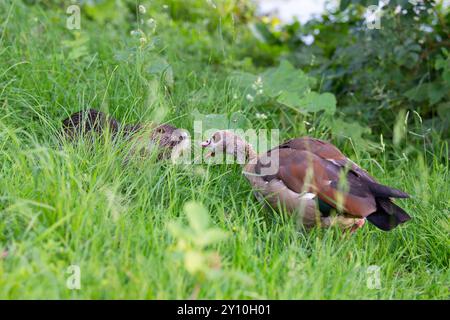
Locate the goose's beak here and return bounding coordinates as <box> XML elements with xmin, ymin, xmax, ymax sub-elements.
<box><xmin>201</xmin><ymin>140</ymin><xmax>210</xmax><ymax>148</ymax></box>
<box><xmin>201</xmin><ymin>139</ymin><xmax>215</xmax><ymax>158</ymax></box>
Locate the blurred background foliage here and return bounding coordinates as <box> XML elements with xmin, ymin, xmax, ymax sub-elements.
<box><xmin>256</xmin><ymin>0</ymin><xmax>450</xmax><ymax>143</ymax></box>
<box><xmin>17</xmin><ymin>0</ymin><xmax>450</xmax><ymax>153</ymax></box>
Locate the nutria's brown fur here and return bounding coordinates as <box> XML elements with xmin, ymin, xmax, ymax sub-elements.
<box><xmin>62</xmin><ymin>109</ymin><xmax>188</xmax><ymax>159</ymax></box>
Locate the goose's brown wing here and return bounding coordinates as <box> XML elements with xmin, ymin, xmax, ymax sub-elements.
<box><xmin>278</xmin><ymin>137</ymin><xmax>378</xmax><ymax>183</ymax></box>
<box><xmin>259</xmin><ymin>148</ymin><xmax>378</xmax><ymax>217</ymax></box>
<box><xmin>278</xmin><ymin>137</ymin><xmax>346</xmax><ymax>160</ymax></box>
<box><xmin>283</xmin><ymin>138</ymin><xmax>411</xmax><ymax>199</ymax></box>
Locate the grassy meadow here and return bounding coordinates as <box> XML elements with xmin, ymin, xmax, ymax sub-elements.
<box><xmin>0</xmin><ymin>0</ymin><xmax>449</xmax><ymax>299</ymax></box>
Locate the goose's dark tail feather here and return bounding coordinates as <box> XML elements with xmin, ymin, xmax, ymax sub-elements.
<box><xmin>368</xmin><ymin>181</ymin><xmax>410</xmax><ymax>199</ymax></box>
<box><xmin>367</xmin><ymin>198</ymin><xmax>411</xmax><ymax>231</ymax></box>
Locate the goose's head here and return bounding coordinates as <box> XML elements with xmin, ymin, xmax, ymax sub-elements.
<box><xmin>201</xmin><ymin>130</ymin><xmax>253</xmax><ymax>163</ymax></box>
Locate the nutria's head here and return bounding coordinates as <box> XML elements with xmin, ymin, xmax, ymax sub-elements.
<box><xmin>152</xmin><ymin>124</ymin><xmax>188</xmax><ymax>148</ymax></box>
<box><xmin>148</xmin><ymin>124</ymin><xmax>190</xmax><ymax>160</ymax></box>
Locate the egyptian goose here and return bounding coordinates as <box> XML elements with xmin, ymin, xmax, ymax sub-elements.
<box><xmin>62</xmin><ymin>109</ymin><xmax>189</xmax><ymax>160</ymax></box>
<box><xmin>201</xmin><ymin>130</ymin><xmax>411</xmax><ymax>232</ymax></box>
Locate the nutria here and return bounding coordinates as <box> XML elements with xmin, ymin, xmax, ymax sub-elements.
<box><xmin>62</xmin><ymin>109</ymin><xmax>189</xmax><ymax>160</ymax></box>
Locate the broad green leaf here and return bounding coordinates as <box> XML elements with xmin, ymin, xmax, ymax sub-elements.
<box><xmin>262</xmin><ymin>60</ymin><xmax>313</xmax><ymax>98</ymax></box>
<box><xmin>192</xmin><ymin>109</ymin><xmax>228</xmax><ymax>132</ymax></box>
<box><xmin>276</xmin><ymin>91</ymin><xmax>300</xmax><ymax>109</ymax></box>
<box><xmin>404</xmin><ymin>84</ymin><xmax>429</xmax><ymax>102</ymax></box>
<box><xmin>167</xmin><ymin>221</ymin><xmax>190</xmax><ymax>240</ymax></box>
<box><xmin>231</xmin><ymin>61</ymin><xmax>334</xmax><ymax>115</ymax></box>
<box><xmin>229</xmin><ymin>112</ymin><xmax>252</xmax><ymax>130</ymax></box>
<box><xmin>184</xmin><ymin>201</ymin><xmax>210</xmax><ymax>233</ymax></box>
<box><xmin>67</xmin><ymin>46</ymin><xmax>89</xmax><ymax>60</ymax></box>
<box><xmin>277</xmin><ymin>91</ymin><xmax>336</xmax><ymax>114</ymax></box>
<box><xmin>230</xmin><ymin>71</ymin><xmax>257</xmax><ymax>91</ymax></box>
<box><xmin>435</xmin><ymin>55</ymin><xmax>450</xmax><ymax>84</ymax></box>
<box><xmin>83</xmin><ymin>0</ymin><xmax>125</xmax><ymax>24</ymax></box>
<box><xmin>147</xmin><ymin>57</ymin><xmax>174</xmax><ymax>89</ymax></box>
<box><xmin>330</xmin><ymin>118</ymin><xmax>378</xmax><ymax>151</ymax></box>
<box><xmin>184</xmin><ymin>250</ymin><xmax>205</xmax><ymax>274</ymax></box>
<box><xmin>196</xmin><ymin>229</ymin><xmax>228</xmax><ymax>247</ymax></box>
<box><xmin>427</xmin><ymin>82</ymin><xmax>448</xmax><ymax>105</ymax></box>
<box><xmin>192</xmin><ymin>110</ymin><xmax>251</xmax><ymax>132</ymax></box>
<box><xmin>437</xmin><ymin>102</ymin><xmax>450</xmax><ymax>120</ymax></box>
<box><xmin>62</xmin><ymin>33</ymin><xmax>89</xmax><ymax>60</ymax></box>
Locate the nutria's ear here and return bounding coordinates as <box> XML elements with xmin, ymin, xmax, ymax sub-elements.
<box><xmin>156</xmin><ymin>127</ymin><xmax>166</xmax><ymax>134</ymax></box>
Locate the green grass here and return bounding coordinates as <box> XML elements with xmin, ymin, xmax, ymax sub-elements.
<box><xmin>0</xmin><ymin>1</ymin><xmax>448</xmax><ymax>299</ymax></box>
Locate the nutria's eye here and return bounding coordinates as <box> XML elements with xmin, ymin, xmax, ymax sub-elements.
<box><xmin>157</xmin><ymin>127</ymin><xmax>165</xmax><ymax>134</ymax></box>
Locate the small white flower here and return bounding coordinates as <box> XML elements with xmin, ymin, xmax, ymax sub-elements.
<box><xmin>402</xmin><ymin>9</ymin><xmax>408</xmax><ymax>15</ymax></box>
<box><xmin>147</xmin><ymin>18</ymin><xmax>157</xmax><ymax>32</ymax></box>
<box><xmin>163</xmin><ymin>4</ymin><xmax>169</xmax><ymax>10</ymax></box>
<box><xmin>130</xmin><ymin>29</ymin><xmax>142</xmax><ymax>37</ymax></box>
<box><xmin>300</xmin><ymin>34</ymin><xmax>315</xmax><ymax>46</ymax></box>
<box><xmin>256</xmin><ymin>113</ymin><xmax>267</xmax><ymax>120</ymax></box>
<box><xmin>138</xmin><ymin>4</ymin><xmax>146</xmax><ymax>14</ymax></box>
<box><xmin>420</xmin><ymin>25</ymin><xmax>433</xmax><ymax>33</ymax></box>
<box><xmin>139</xmin><ymin>37</ymin><xmax>147</xmax><ymax>45</ymax></box>
<box><xmin>257</xmin><ymin>89</ymin><xmax>263</xmax><ymax>95</ymax></box>
<box><xmin>246</xmin><ymin>94</ymin><xmax>254</xmax><ymax>102</ymax></box>
<box><xmin>252</xmin><ymin>76</ymin><xmax>264</xmax><ymax>91</ymax></box>
<box><xmin>232</xmin><ymin>94</ymin><xmax>238</xmax><ymax>99</ymax></box>
<box><xmin>394</xmin><ymin>5</ymin><xmax>402</xmax><ymax>15</ymax></box>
